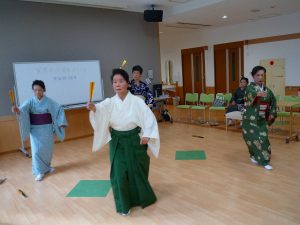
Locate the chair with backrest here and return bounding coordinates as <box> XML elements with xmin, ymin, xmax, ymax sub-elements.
<box><xmin>209</xmin><ymin>93</ymin><xmax>227</xmax><ymax>124</ymax></box>
<box><xmin>176</xmin><ymin>93</ymin><xmax>198</xmax><ymax>122</ymax></box>
<box><xmin>191</xmin><ymin>93</ymin><xmax>213</xmax><ymax>123</ymax></box>
<box><xmin>275</xmin><ymin>96</ymin><xmax>299</xmax><ymax>125</ymax></box>
<box><xmin>224</xmin><ymin>93</ymin><xmax>233</xmax><ymax>106</ymax></box>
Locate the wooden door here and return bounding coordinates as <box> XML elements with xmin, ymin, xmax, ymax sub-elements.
<box><xmin>182</xmin><ymin>52</ymin><xmax>193</xmax><ymax>94</ymax></box>
<box><xmin>228</xmin><ymin>48</ymin><xmax>241</xmax><ymax>93</ymax></box>
<box><xmin>181</xmin><ymin>47</ymin><xmax>207</xmax><ymax>98</ymax></box>
<box><xmin>214</xmin><ymin>41</ymin><xmax>244</xmax><ymax>94</ymax></box>
<box><xmin>193</xmin><ymin>52</ymin><xmax>205</xmax><ymax>94</ymax></box>
<box><xmin>214</xmin><ymin>49</ymin><xmax>227</xmax><ymax>93</ymax></box>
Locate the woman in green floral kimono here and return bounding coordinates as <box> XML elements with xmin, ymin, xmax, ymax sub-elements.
<box><xmin>242</xmin><ymin>66</ymin><xmax>277</xmax><ymax>170</ymax></box>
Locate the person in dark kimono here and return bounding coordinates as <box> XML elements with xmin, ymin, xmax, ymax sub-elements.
<box><xmin>226</xmin><ymin>77</ymin><xmax>249</xmax><ymax>126</ymax></box>
<box><xmin>242</xmin><ymin>66</ymin><xmax>277</xmax><ymax>170</ymax></box>
<box><xmin>227</xmin><ymin>77</ymin><xmax>248</xmax><ymax>113</ymax></box>
<box><xmin>130</xmin><ymin>65</ymin><xmax>154</xmax><ymax>107</ymax></box>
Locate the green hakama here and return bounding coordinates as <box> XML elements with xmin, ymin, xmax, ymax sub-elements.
<box><xmin>110</xmin><ymin>127</ymin><xmax>156</xmax><ymax>213</ymax></box>
<box><xmin>90</xmin><ymin>92</ymin><xmax>160</xmax><ymax>214</ymax></box>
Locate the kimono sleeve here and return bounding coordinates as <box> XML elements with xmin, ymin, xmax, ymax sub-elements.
<box><xmin>48</xmin><ymin>98</ymin><xmax>68</xmax><ymax>141</ymax></box>
<box><xmin>268</xmin><ymin>89</ymin><xmax>277</xmax><ymax>125</ymax></box>
<box><xmin>56</xmin><ymin>106</ymin><xmax>68</xmax><ymax>127</ymax></box>
<box><xmin>145</xmin><ymin>86</ymin><xmax>154</xmax><ymax>105</ymax></box>
<box><xmin>137</xmin><ymin>99</ymin><xmax>160</xmax><ymax>158</ymax></box>
<box><xmin>244</xmin><ymin>85</ymin><xmax>259</xmax><ymax>107</ymax></box>
<box><xmin>18</xmin><ymin>99</ymin><xmax>31</xmax><ymax>142</ymax></box>
<box><xmin>231</xmin><ymin>89</ymin><xmax>238</xmax><ymax>103</ymax></box>
<box><xmin>89</xmin><ymin>98</ymin><xmax>112</xmax><ymax>152</ymax></box>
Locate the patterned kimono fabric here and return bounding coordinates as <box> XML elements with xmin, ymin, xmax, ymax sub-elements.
<box><xmin>242</xmin><ymin>83</ymin><xmax>277</xmax><ymax>166</ymax></box>
<box><xmin>19</xmin><ymin>96</ymin><xmax>67</xmax><ymax>176</ymax></box>
<box><xmin>130</xmin><ymin>80</ymin><xmax>154</xmax><ymax>105</ymax></box>
<box><xmin>89</xmin><ymin>92</ymin><xmax>160</xmax><ymax>214</ymax></box>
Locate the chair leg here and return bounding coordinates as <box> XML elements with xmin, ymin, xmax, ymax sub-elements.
<box><xmin>200</xmin><ymin>110</ymin><xmax>205</xmax><ymax>124</ymax></box>
<box><xmin>211</xmin><ymin>110</ymin><xmax>214</xmax><ymax>123</ymax></box>
<box><xmin>186</xmin><ymin>110</ymin><xmax>188</xmax><ymax>122</ymax></box>
<box><xmin>178</xmin><ymin>109</ymin><xmax>182</xmax><ymax>122</ymax></box>
<box><xmin>180</xmin><ymin>109</ymin><xmax>182</xmax><ymax>121</ymax></box>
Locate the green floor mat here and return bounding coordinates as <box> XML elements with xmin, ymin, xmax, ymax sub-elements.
<box><xmin>175</xmin><ymin>150</ymin><xmax>206</xmax><ymax>160</ymax></box>
<box><xmin>67</xmin><ymin>180</ymin><xmax>111</xmax><ymax>197</ymax></box>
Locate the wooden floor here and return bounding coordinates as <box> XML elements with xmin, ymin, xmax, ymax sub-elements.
<box><xmin>0</xmin><ymin>122</ymin><xmax>300</xmax><ymax>225</ymax></box>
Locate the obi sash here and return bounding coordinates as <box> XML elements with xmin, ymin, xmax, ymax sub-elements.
<box><xmin>30</xmin><ymin>113</ymin><xmax>53</xmax><ymax>125</ymax></box>
<box><xmin>259</xmin><ymin>102</ymin><xmax>270</xmax><ymax>118</ymax></box>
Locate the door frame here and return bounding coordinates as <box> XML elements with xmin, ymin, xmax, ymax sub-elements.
<box><xmin>214</xmin><ymin>41</ymin><xmax>244</xmax><ymax>94</ymax></box>
<box><xmin>181</xmin><ymin>46</ymin><xmax>208</xmax><ymax>98</ymax></box>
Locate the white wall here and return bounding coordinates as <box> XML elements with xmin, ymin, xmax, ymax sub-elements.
<box><xmin>159</xmin><ymin>12</ymin><xmax>300</xmax><ymax>87</ymax></box>
<box><xmin>0</xmin><ymin>0</ymin><xmax>160</xmax><ymax>116</ymax></box>
<box><xmin>244</xmin><ymin>39</ymin><xmax>300</xmax><ymax>85</ymax></box>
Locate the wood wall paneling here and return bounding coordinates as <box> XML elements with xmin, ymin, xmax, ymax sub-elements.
<box><xmin>0</xmin><ymin>108</ymin><xmax>93</xmax><ymax>154</ymax></box>
<box><xmin>206</xmin><ymin>86</ymin><xmax>216</xmax><ymax>94</ymax></box>
<box><xmin>245</xmin><ymin>33</ymin><xmax>300</xmax><ymax>45</ymax></box>
<box><xmin>285</xmin><ymin>86</ymin><xmax>300</xmax><ymax>96</ymax></box>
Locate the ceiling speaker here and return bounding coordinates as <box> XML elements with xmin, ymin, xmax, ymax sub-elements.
<box><xmin>144</xmin><ymin>9</ymin><xmax>163</xmax><ymax>22</ymax></box>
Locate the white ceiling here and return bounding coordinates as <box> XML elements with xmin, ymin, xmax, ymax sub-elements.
<box><xmin>22</xmin><ymin>0</ymin><xmax>182</xmax><ymax>11</ymax></box>
<box><xmin>22</xmin><ymin>0</ymin><xmax>300</xmax><ymax>29</ymax></box>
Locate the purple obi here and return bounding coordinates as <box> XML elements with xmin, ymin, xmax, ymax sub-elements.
<box><xmin>30</xmin><ymin>113</ymin><xmax>53</xmax><ymax>125</ymax></box>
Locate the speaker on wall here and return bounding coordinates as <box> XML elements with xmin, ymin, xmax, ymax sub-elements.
<box><xmin>144</xmin><ymin>9</ymin><xmax>163</xmax><ymax>22</ymax></box>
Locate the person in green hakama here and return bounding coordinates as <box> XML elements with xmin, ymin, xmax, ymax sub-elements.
<box><xmin>242</xmin><ymin>66</ymin><xmax>277</xmax><ymax>170</ymax></box>
<box><xmin>87</xmin><ymin>69</ymin><xmax>160</xmax><ymax>216</ymax></box>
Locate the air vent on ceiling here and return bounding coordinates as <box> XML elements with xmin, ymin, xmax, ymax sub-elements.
<box><xmin>258</xmin><ymin>13</ymin><xmax>281</xmax><ymax>19</ymax></box>
<box><xmin>165</xmin><ymin>22</ymin><xmax>212</xmax><ymax>29</ymax></box>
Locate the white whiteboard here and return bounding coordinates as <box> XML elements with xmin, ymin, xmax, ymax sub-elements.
<box><xmin>13</xmin><ymin>60</ymin><xmax>104</xmax><ymax>106</ymax></box>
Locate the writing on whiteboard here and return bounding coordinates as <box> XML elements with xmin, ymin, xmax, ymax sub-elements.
<box><xmin>53</xmin><ymin>75</ymin><xmax>77</xmax><ymax>81</ymax></box>
<box><xmin>13</xmin><ymin>60</ymin><xmax>104</xmax><ymax>106</ymax></box>
<box><xmin>35</xmin><ymin>67</ymin><xmax>87</xmax><ymax>75</ymax></box>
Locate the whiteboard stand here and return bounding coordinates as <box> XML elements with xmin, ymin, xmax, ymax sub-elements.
<box><xmin>19</xmin><ymin>146</ymin><xmax>31</xmax><ymax>158</ymax></box>
<box><xmin>101</xmin><ymin>79</ymin><xmax>104</xmax><ymax>99</ymax></box>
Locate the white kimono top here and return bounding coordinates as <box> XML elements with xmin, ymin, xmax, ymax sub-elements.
<box><xmin>89</xmin><ymin>92</ymin><xmax>160</xmax><ymax>158</ymax></box>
